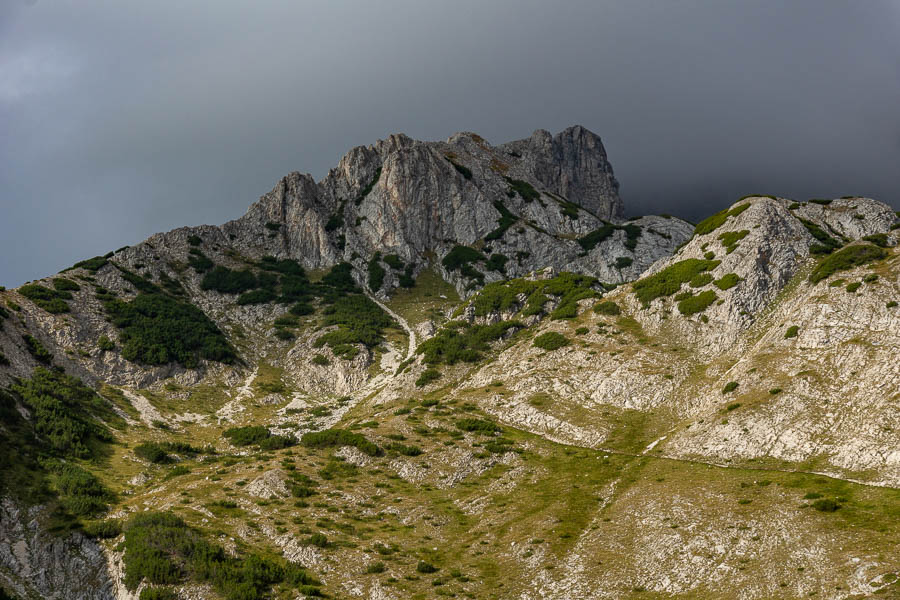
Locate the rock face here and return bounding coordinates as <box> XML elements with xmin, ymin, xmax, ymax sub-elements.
<box><xmin>0</xmin><ymin>500</ymin><xmax>115</xmax><ymax>600</ymax></box>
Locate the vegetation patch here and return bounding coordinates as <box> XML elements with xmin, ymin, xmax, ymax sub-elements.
<box><xmin>717</xmin><ymin>229</ymin><xmax>749</xmax><ymax>254</ymax></box>
<box><xmin>504</xmin><ymin>177</ymin><xmax>540</xmax><ymax>202</ymax></box>
<box><xmin>689</xmin><ymin>273</ymin><xmax>713</xmax><ymax>288</ymax></box>
<box><xmin>418</xmin><ymin>320</ymin><xmax>522</xmax><ymax>366</ymax></box>
<box><xmin>485</xmin><ymin>201</ymin><xmax>517</xmax><ymax>241</ymax></box>
<box><xmin>809</xmin><ymin>243</ymin><xmax>887</xmax><ymax>284</ymax></box>
<box><xmin>713</xmin><ymin>273</ymin><xmax>741</xmax><ymax>290</ymax></box>
<box><xmin>314</xmin><ymin>294</ymin><xmax>394</xmax><ymax>359</ymax></box>
<box><xmin>471</xmin><ymin>272</ymin><xmax>597</xmax><ymax>319</ymax></box>
<box><xmin>100</xmin><ymin>291</ymin><xmax>235</xmax><ymax>368</ymax></box>
<box><xmin>694</xmin><ymin>202</ymin><xmax>751</xmax><ymax>236</ymax></box>
<box><xmin>367</xmin><ymin>253</ymin><xmax>386</xmax><ymax>291</ymax></box>
<box><xmin>533</xmin><ymin>331</ymin><xmax>569</xmax><ymax>351</ymax></box>
<box><xmin>223</xmin><ymin>426</ymin><xmax>296</xmax><ymax>450</ymax></box>
<box><xmin>722</xmin><ymin>381</ymin><xmax>739</xmax><ymax>394</ymax></box>
<box><xmin>300</xmin><ymin>429</ymin><xmax>381</xmax><ymax>456</ymax></box>
<box><xmin>67</xmin><ymin>256</ymin><xmax>108</xmax><ymax>273</ymax></box>
<box><xmin>122</xmin><ymin>512</ymin><xmax>321</xmax><ymax>598</ymax></box>
<box><xmin>784</xmin><ymin>325</ymin><xmax>799</xmax><ymax>339</ymax></box>
<box><xmin>632</xmin><ymin>258</ymin><xmax>720</xmax><ymax>306</ymax></box>
<box><xmin>677</xmin><ymin>290</ymin><xmax>717</xmax><ymax>315</ymax></box>
<box><xmin>577</xmin><ymin>223</ymin><xmax>641</xmax><ymax>252</ymax></box>
<box><xmin>18</xmin><ymin>284</ymin><xmax>71</xmax><ymax>313</ymax></box>
<box><xmin>593</xmin><ymin>300</ymin><xmax>621</xmax><ymax>315</ymax></box>
<box><xmin>415</xmin><ymin>368</ymin><xmax>441</xmax><ymax>387</ymax></box>
<box><xmin>799</xmin><ymin>218</ymin><xmax>843</xmax><ymax>254</ymax></box>
<box><xmin>22</xmin><ymin>334</ymin><xmax>52</xmax><ymax>364</ymax></box>
<box><xmin>861</xmin><ymin>233</ymin><xmax>890</xmax><ymax>248</ymax></box>
<box><xmin>187</xmin><ymin>249</ymin><xmax>214</xmax><ymax>273</ymax></box>
<box><xmin>201</xmin><ymin>266</ymin><xmax>258</xmax><ymax>294</ymax></box>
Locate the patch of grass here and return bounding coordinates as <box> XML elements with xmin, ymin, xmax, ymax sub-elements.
<box><xmin>187</xmin><ymin>249</ymin><xmax>214</xmax><ymax>273</ymax></box>
<box><xmin>861</xmin><ymin>233</ymin><xmax>889</xmax><ymax>248</ymax></box>
<box><xmin>485</xmin><ymin>201</ymin><xmax>517</xmax><ymax>241</ymax></box>
<box><xmin>784</xmin><ymin>325</ymin><xmax>799</xmax><ymax>339</ymax></box>
<box><xmin>614</xmin><ymin>256</ymin><xmax>633</xmax><ymax>269</ymax></box>
<box><xmin>577</xmin><ymin>223</ymin><xmax>641</xmax><ymax>252</ymax></box>
<box><xmin>471</xmin><ymin>272</ymin><xmax>597</xmax><ymax>319</ymax></box>
<box><xmin>809</xmin><ymin>243</ymin><xmax>886</xmax><ymax>283</ymax></box>
<box><xmin>368</xmin><ymin>253</ymin><xmax>386</xmax><ymax>291</ymax></box>
<box><xmin>845</xmin><ymin>281</ymin><xmax>861</xmax><ymax>293</ymax></box>
<box><xmin>200</xmin><ymin>266</ymin><xmax>258</xmax><ymax>294</ymax></box>
<box><xmin>722</xmin><ymin>381</ymin><xmax>739</xmax><ymax>394</ymax></box>
<box><xmin>533</xmin><ymin>331</ymin><xmax>569</xmax><ymax>351</ymax></box>
<box><xmin>689</xmin><ymin>273</ymin><xmax>713</xmax><ymax>288</ymax></box>
<box><xmin>67</xmin><ymin>256</ymin><xmax>108</xmax><ymax>273</ymax></box>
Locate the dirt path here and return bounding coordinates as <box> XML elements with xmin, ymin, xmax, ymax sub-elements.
<box><xmin>367</xmin><ymin>292</ymin><xmax>416</xmax><ymax>360</ymax></box>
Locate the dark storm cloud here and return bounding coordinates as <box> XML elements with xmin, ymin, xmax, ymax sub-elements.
<box><xmin>2</xmin><ymin>0</ymin><xmax>899</xmax><ymax>287</ymax></box>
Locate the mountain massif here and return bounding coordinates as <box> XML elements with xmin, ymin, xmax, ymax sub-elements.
<box><xmin>0</xmin><ymin>126</ymin><xmax>898</xmax><ymax>600</ymax></box>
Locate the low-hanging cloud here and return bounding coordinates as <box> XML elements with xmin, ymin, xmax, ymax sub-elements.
<box><xmin>2</xmin><ymin>0</ymin><xmax>899</xmax><ymax>287</ymax></box>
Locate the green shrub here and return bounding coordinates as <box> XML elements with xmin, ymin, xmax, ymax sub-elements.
<box><xmin>368</xmin><ymin>254</ymin><xmax>386</xmax><ymax>291</ymax></box>
<box><xmin>236</xmin><ymin>289</ymin><xmax>277</xmax><ymax>305</ymax></box>
<box><xmin>769</xmin><ymin>388</ymin><xmax>782</xmax><ymax>395</ymax></box>
<box><xmin>290</xmin><ymin>302</ymin><xmax>314</xmax><ymax>316</ymax></box>
<box><xmin>134</xmin><ymin>442</ymin><xmax>173</xmax><ymax>464</ymax></box>
<box><xmin>83</xmin><ymin>519</ymin><xmax>122</xmax><ymax>539</ymax></box>
<box><xmin>447</xmin><ymin>157</ymin><xmax>472</xmax><ymax>180</ymax></box>
<box><xmin>485</xmin><ymin>253</ymin><xmax>509</xmax><ymax>273</ymax></box>
<box><xmin>314</xmin><ymin>294</ymin><xmax>394</xmax><ymax>359</ymax></box>
<box><xmin>863</xmin><ymin>273</ymin><xmax>879</xmax><ymax>283</ymax></box>
<box><xmin>265</xmin><ymin>221</ymin><xmax>282</xmax><ymax>231</ymax></box>
<box><xmin>799</xmin><ymin>218</ymin><xmax>842</xmax><ymax>254</ymax></box>
<box><xmin>0</xmin><ymin>352</ymin><xmax>9</xmax><ymax>366</ymax></box>
<box><xmin>366</xmin><ymin>561</ymin><xmax>386</xmax><ymax>574</ymax></box>
<box><xmin>784</xmin><ymin>325</ymin><xmax>799</xmax><ymax>338</ymax></box>
<box><xmin>533</xmin><ymin>331</ymin><xmax>569</xmax><ymax>351</ymax></box>
<box><xmin>677</xmin><ymin>290</ymin><xmax>717</xmax><ymax>315</ymax></box>
<box><xmin>713</xmin><ymin>273</ymin><xmax>741</xmax><ymax>290</ymax></box>
<box><xmin>19</xmin><ymin>284</ymin><xmax>71</xmax><ymax>313</ymax></box>
<box><xmin>355</xmin><ymin>168</ymin><xmax>382</xmax><ymax>205</ymax></box>
<box><xmin>418</xmin><ymin>320</ymin><xmax>522</xmax><ymax>366</ymax></box>
<box><xmin>861</xmin><ymin>233</ymin><xmax>889</xmax><ymax>248</ymax></box>
<box><xmin>632</xmin><ymin>259</ymin><xmax>720</xmax><ymax>306</ymax></box>
<box><xmin>68</xmin><ymin>256</ymin><xmax>108</xmax><ymax>273</ymax></box>
<box><xmin>887</xmin><ymin>301</ymin><xmax>898</xmax><ymax>308</ymax></box>
<box><xmin>139</xmin><ymin>588</ymin><xmax>177</xmax><ymax>600</ymax></box>
<box><xmin>123</xmin><ymin>511</ymin><xmax>321</xmax><ymax>596</ymax></box>
<box><xmin>311</xmin><ymin>354</ymin><xmax>330</xmax><ymax>366</ymax></box>
<box><xmin>694</xmin><ymin>203</ymin><xmax>751</xmax><ymax>236</ymax></box>
<box><xmin>387</xmin><ymin>443</ymin><xmax>423</xmax><ymax>456</ymax></box>
<box><xmin>223</xmin><ymin>426</ymin><xmax>271</xmax><ymax>447</ymax></box>
<box><xmin>187</xmin><ymin>249</ymin><xmax>214</xmax><ymax>273</ymax></box>
<box><xmin>808</xmin><ymin>198</ymin><xmax>833</xmax><ymax>205</ymax></box>
<box><xmin>726</xmin><ymin>403</ymin><xmax>741</xmax><ymax>411</ymax></box>
<box><xmin>689</xmin><ymin>273</ymin><xmax>713</xmax><ymax>288</ymax></box>
<box><xmin>305</xmin><ymin>532</ymin><xmax>329</xmax><ymax>548</ymax></box>
<box><xmin>201</xmin><ymin>266</ymin><xmax>257</xmax><ymax>294</ymax></box>
<box><xmin>504</xmin><ymin>177</ymin><xmax>540</xmax><ymax>202</ymax></box>
<box><xmin>22</xmin><ymin>334</ymin><xmax>52</xmax><ymax>364</ymax></box>
<box><xmin>615</xmin><ymin>256</ymin><xmax>634</xmax><ymax>269</ymax></box>
<box><xmin>485</xmin><ymin>201</ymin><xmax>517</xmax><ymax>241</ymax></box>
<box><xmin>811</xmin><ymin>498</ymin><xmax>840</xmax><ymax>512</ymax></box>
<box><xmin>415</xmin><ymin>368</ymin><xmax>441</xmax><ymax>387</ymax></box>
<box><xmin>383</xmin><ymin>254</ymin><xmax>404</xmax><ymax>270</ymax></box>
<box><xmin>442</xmin><ymin>246</ymin><xmax>485</xmax><ymax>272</ymax></box>
<box><xmin>809</xmin><ymin>244</ymin><xmax>887</xmax><ymax>283</ymax></box>
<box><xmin>577</xmin><ymin>223</ymin><xmax>641</xmax><ymax>252</ymax></box>
<box><xmin>101</xmin><ymin>293</ymin><xmax>235</xmax><ymax>368</ymax></box>
<box><xmin>52</xmin><ymin>278</ymin><xmax>81</xmax><ymax>292</ymax></box>
<box><xmin>722</xmin><ymin>381</ymin><xmax>739</xmax><ymax>394</ymax></box>
<box><xmin>846</xmin><ymin>281</ymin><xmax>861</xmax><ymax>292</ymax></box>
<box><xmin>417</xmin><ymin>561</ymin><xmax>439</xmax><ymax>574</ymax></box>
<box><xmin>187</xmin><ymin>235</ymin><xmax>202</xmax><ymax>246</ymax></box>
<box><xmin>10</xmin><ymin>367</ymin><xmax>114</xmax><ymax>460</ymax></box>
<box><xmin>593</xmin><ymin>301</ymin><xmax>621</xmax><ymax>315</ymax></box>
<box><xmin>300</xmin><ymin>429</ymin><xmax>382</xmax><ymax>456</ymax></box>
<box><xmin>717</xmin><ymin>229</ymin><xmax>749</xmax><ymax>254</ymax></box>
<box><xmin>456</xmin><ymin>418</ymin><xmax>502</xmax><ymax>434</ymax></box>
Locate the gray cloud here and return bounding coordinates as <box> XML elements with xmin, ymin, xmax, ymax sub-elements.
<box><xmin>2</xmin><ymin>0</ymin><xmax>899</xmax><ymax>287</ymax></box>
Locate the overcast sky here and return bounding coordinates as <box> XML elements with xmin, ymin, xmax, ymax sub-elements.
<box><xmin>2</xmin><ymin>1</ymin><xmax>899</xmax><ymax>287</ymax></box>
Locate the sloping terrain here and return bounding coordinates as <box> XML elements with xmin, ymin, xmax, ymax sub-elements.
<box><xmin>1</xmin><ymin>127</ymin><xmax>899</xmax><ymax>600</ymax></box>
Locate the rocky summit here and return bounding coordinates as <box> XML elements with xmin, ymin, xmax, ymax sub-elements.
<box><xmin>1</xmin><ymin>126</ymin><xmax>899</xmax><ymax>600</ymax></box>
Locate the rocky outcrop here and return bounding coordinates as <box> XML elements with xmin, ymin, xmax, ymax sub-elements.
<box><xmin>0</xmin><ymin>499</ymin><xmax>115</xmax><ymax>600</ymax></box>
